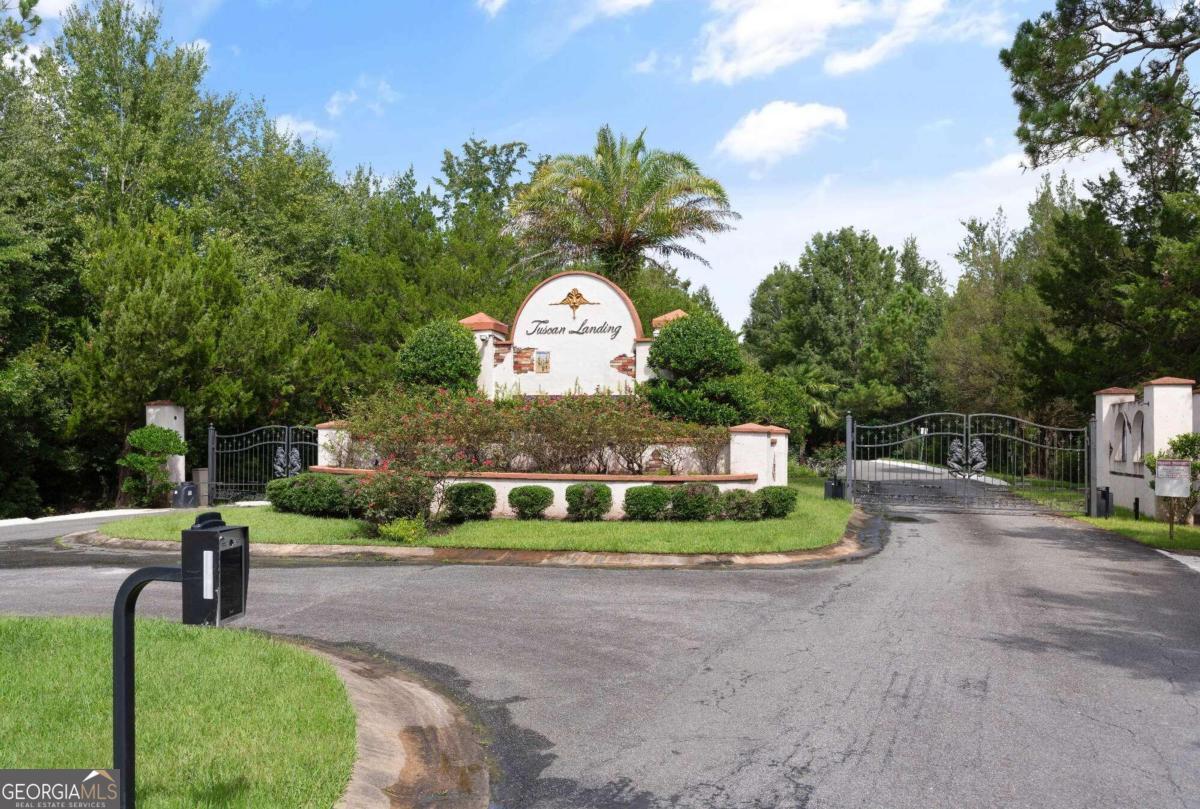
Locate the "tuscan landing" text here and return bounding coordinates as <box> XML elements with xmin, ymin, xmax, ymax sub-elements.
<box><xmin>525</xmin><ymin>319</ymin><xmax>623</xmax><ymax>340</ymax></box>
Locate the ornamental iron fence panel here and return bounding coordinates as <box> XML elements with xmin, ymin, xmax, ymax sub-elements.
<box><xmin>846</xmin><ymin>412</ymin><xmax>1089</xmax><ymax>514</ymax></box>
<box><xmin>206</xmin><ymin>424</ymin><xmax>319</xmax><ymax>503</ymax></box>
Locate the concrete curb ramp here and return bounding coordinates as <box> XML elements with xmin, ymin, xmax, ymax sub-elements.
<box><xmin>300</xmin><ymin>642</ymin><xmax>489</xmax><ymax>809</ymax></box>
<box><xmin>63</xmin><ymin>509</ymin><xmax>879</xmax><ymax>570</ymax></box>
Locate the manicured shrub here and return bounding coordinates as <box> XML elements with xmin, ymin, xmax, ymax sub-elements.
<box><xmin>622</xmin><ymin>485</ymin><xmax>672</xmax><ymax>521</ymax></box>
<box><xmin>718</xmin><ymin>489</ymin><xmax>764</xmax><ymax>521</ymax></box>
<box><xmin>444</xmin><ymin>482</ymin><xmax>496</xmax><ymax>522</ymax></box>
<box><xmin>565</xmin><ymin>482</ymin><xmax>612</xmax><ymax>521</ymax></box>
<box><xmin>377</xmin><ymin>517</ymin><xmax>427</xmax><ymax>544</ymax></box>
<box><xmin>352</xmin><ymin>471</ymin><xmax>435</xmax><ymax>526</ymax></box>
<box><xmin>117</xmin><ymin>425</ymin><xmax>188</xmax><ymax>506</ymax></box>
<box><xmin>396</xmin><ymin>320</ymin><xmax>481</xmax><ymax>392</ymax></box>
<box><xmin>669</xmin><ymin>482</ymin><xmax>720</xmax><ymax>521</ymax></box>
<box><xmin>508</xmin><ymin>485</ymin><xmax>554</xmax><ymax>519</ymax></box>
<box><xmin>756</xmin><ymin>485</ymin><xmax>799</xmax><ymax>519</ymax></box>
<box><xmin>267</xmin><ymin>472</ymin><xmax>354</xmax><ymax>517</ymax></box>
<box><xmin>643</xmin><ymin>379</ymin><xmax>745</xmax><ymax>426</ymax></box>
<box><xmin>648</xmin><ymin>312</ymin><xmax>743</xmax><ymax>382</ymax></box>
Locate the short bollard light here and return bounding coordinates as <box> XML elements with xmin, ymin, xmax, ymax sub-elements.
<box><xmin>112</xmin><ymin>511</ymin><xmax>249</xmax><ymax>809</ymax></box>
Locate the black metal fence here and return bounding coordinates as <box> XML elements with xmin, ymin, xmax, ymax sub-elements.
<box><xmin>206</xmin><ymin>425</ymin><xmax>319</xmax><ymax>503</ymax></box>
<box><xmin>847</xmin><ymin>412</ymin><xmax>1090</xmax><ymax>513</ymax></box>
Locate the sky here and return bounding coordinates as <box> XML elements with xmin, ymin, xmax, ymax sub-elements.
<box><xmin>30</xmin><ymin>0</ymin><xmax>1119</xmax><ymax>326</ymax></box>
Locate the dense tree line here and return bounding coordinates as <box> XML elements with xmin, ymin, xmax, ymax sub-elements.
<box><xmin>0</xmin><ymin>0</ymin><xmax>720</xmax><ymax>515</ymax></box>
<box><xmin>5</xmin><ymin>0</ymin><xmax>1200</xmax><ymax>514</ymax></box>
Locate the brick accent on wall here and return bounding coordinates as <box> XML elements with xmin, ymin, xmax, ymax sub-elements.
<box><xmin>513</xmin><ymin>347</ymin><xmax>535</xmax><ymax>374</ymax></box>
<box><xmin>494</xmin><ymin>343</ymin><xmax>512</xmax><ymax>367</ymax></box>
<box><xmin>610</xmin><ymin>353</ymin><xmax>636</xmax><ymax>378</ymax></box>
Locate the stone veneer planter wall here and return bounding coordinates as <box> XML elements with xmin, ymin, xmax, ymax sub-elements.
<box><xmin>309</xmin><ymin>465</ymin><xmax>759</xmax><ymax>520</ymax></box>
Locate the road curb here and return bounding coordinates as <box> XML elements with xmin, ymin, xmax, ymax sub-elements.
<box><xmin>63</xmin><ymin>509</ymin><xmax>881</xmax><ymax>570</ymax></box>
<box><xmin>293</xmin><ymin>640</ymin><xmax>489</xmax><ymax>809</ymax></box>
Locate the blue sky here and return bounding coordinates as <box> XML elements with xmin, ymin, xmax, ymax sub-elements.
<box><xmin>32</xmin><ymin>0</ymin><xmax>1117</xmax><ymax>325</ymax></box>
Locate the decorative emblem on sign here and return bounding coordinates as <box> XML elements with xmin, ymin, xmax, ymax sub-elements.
<box><xmin>948</xmin><ymin>437</ymin><xmax>987</xmax><ymax>479</ymax></box>
<box><xmin>551</xmin><ymin>288</ymin><xmax>599</xmax><ymax>319</ymax></box>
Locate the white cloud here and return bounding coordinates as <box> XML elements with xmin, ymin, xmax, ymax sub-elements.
<box><xmin>717</xmin><ymin>101</ymin><xmax>848</xmax><ymax>165</ymax></box>
<box><xmin>276</xmin><ymin>114</ymin><xmax>336</xmax><ymax>143</ymax></box>
<box><xmin>693</xmin><ymin>0</ymin><xmax>871</xmax><ymax>84</ymax></box>
<box><xmin>693</xmin><ymin>0</ymin><xmax>1013</xmax><ymax>83</ymax></box>
<box><xmin>325</xmin><ymin>89</ymin><xmax>357</xmax><ymax>118</ymax></box>
<box><xmin>824</xmin><ymin>0</ymin><xmax>943</xmax><ymax>75</ymax></box>
<box><xmin>28</xmin><ymin>0</ymin><xmax>76</xmax><ymax>18</ymax></box>
<box><xmin>674</xmin><ymin>150</ymin><xmax>1122</xmax><ymax>327</ymax></box>
<box><xmin>188</xmin><ymin>38</ymin><xmax>211</xmax><ymax>53</ymax></box>
<box><xmin>569</xmin><ymin>0</ymin><xmax>655</xmax><ymax>31</ymax></box>
<box><xmin>633</xmin><ymin>49</ymin><xmax>659</xmax><ymax>73</ymax></box>
<box><xmin>477</xmin><ymin>0</ymin><xmax>509</xmax><ymax>16</ymax></box>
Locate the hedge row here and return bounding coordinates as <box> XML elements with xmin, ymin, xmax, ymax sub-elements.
<box><xmin>268</xmin><ymin>473</ymin><xmax>799</xmax><ymax>524</ymax></box>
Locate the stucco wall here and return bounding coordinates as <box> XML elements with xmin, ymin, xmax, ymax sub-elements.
<box><xmin>488</xmin><ymin>272</ymin><xmax>652</xmax><ymax>396</ymax></box>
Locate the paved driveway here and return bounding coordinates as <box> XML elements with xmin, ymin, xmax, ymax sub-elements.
<box><xmin>1</xmin><ymin>511</ymin><xmax>1199</xmax><ymax>808</ymax></box>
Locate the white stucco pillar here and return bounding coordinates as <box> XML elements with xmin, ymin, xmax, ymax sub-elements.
<box><xmin>729</xmin><ymin>423</ymin><xmax>790</xmax><ymax>489</ymax></box>
<box><xmin>316</xmin><ymin>420</ymin><xmax>350</xmax><ymax>468</ymax></box>
<box><xmin>1143</xmin><ymin>377</ymin><xmax>1196</xmax><ymax>454</ymax></box>
<box><xmin>145</xmin><ymin>401</ymin><xmax>185</xmax><ymax>484</ymax></box>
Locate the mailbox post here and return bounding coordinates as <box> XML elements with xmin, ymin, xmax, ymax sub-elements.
<box><xmin>111</xmin><ymin>512</ymin><xmax>248</xmax><ymax>809</ymax></box>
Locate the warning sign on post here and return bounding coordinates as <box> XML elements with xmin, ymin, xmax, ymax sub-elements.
<box><xmin>1155</xmin><ymin>459</ymin><xmax>1193</xmax><ymax>498</ymax></box>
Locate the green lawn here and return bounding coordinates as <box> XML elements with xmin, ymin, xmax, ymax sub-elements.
<box><xmin>993</xmin><ymin>473</ymin><xmax>1087</xmax><ymax>513</ymax></box>
<box><xmin>0</xmin><ymin>616</ymin><xmax>355</xmax><ymax>808</ymax></box>
<box><xmin>1079</xmin><ymin>506</ymin><xmax>1200</xmax><ymax>552</ymax></box>
<box><xmin>429</xmin><ymin>478</ymin><xmax>852</xmax><ymax>555</ymax></box>
<box><xmin>101</xmin><ymin>507</ymin><xmax>377</xmax><ymax>546</ymax></box>
<box><xmin>99</xmin><ymin>479</ymin><xmax>852</xmax><ymax>555</ymax></box>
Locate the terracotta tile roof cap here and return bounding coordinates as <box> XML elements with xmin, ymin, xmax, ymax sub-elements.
<box><xmin>145</xmin><ymin>399</ymin><xmax>175</xmax><ymax>406</ymax></box>
<box><xmin>458</xmin><ymin>312</ymin><xmax>509</xmax><ymax>335</ymax></box>
<box><xmin>1144</xmin><ymin>376</ymin><xmax>1196</xmax><ymax>386</ymax></box>
<box><xmin>729</xmin><ymin>422</ymin><xmax>790</xmax><ymax>435</ymax></box>
<box><xmin>651</xmin><ymin>309</ymin><xmax>688</xmax><ymax>329</ymax></box>
<box><xmin>1094</xmin><ymin>387</ymin><xmax>1136</xmax><ymax>395</ymax></box>
<box><xmin>315</xmin><ymin>420</ymin><xmax>348</xmax><ymax>430</ymax></box>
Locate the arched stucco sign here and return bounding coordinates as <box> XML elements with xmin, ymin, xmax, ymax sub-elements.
<box><xmin>468</xmin><ymin>271</ymin><xmax>656</xmax><ymax>396</ymax></box>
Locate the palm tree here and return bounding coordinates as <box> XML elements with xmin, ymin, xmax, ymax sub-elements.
<box><xmin>508</xmin><ymin>125</ymin><xmax>739</xmax><ymax>284</ymax></box>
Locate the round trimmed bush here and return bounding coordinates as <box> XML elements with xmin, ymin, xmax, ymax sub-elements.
<box><xmin>718</xmin><ymin>489</ymin><xmax>764</xmax><ymax>521</ymax></box>
<box><xmin>623</xmin><ymin>485</ymin><xmax>672</xmax><ymax>521</ymax></box>
<box><xmin>669</xmin><ymin>482</ymin><xmax>720</xmax><ymax>521</ymax></box>
<box><xmin>647</xmin><ymin>312</ymin><xmax>743</xmax><ymax>382</ymax></box>
<box><xmin>397</xmin><ymin>319</ymin><xmax>481</xmax><ymax>392</ymax></box>
<box><xmin>756</xmin><ymin>485</ymin><xmax>798</xmax><ymax>519</ymax></box>
<box><xmin>377</xmin><ymin>517</ymin><xmax>427</xmax><ymax>544</ymax></box>
<box><xmin>508</xmin><ymin>485</ymin><xmax>554</xmax><ymax>520</ymax></box>
<box><xmin>565</xmin><ymin>482</ymin><xmax>612</xmax><ymax>521</ymax></box>
<box><xmin>351</xmin><ymin>471</ymin><xmax>435</xmax><ymax>526</ymax></box>
<box><xmin>267</xmin><ymin>473</ymin><xmax>354</xmax><ymax>517</ymax></box>
<box><xmin>444</xmin><ymin>482</ymin><xmax>496</xmax><ymax>523</ymax></box>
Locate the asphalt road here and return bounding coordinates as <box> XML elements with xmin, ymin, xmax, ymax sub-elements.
<box><xmin>1</xmin><ymin>510</ymin><xmax>1199</xmax><ymax>808</ymax></box>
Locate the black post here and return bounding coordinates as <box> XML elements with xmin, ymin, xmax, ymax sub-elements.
<box><xmin>113</xmin><ymin>567</ymin><xmax>182</xmax><ymax>809</ymax></box>
<box><xmin>1134</xmin><ymin>497</ymin><xmax>1140</xmax><ymax>521</ymax></box>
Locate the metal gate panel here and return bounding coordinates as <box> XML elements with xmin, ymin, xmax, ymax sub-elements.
<box><xmin>207</xmin><ymin>425</ymin><xmax>318</xmax><ymax>503</ymax></box>
<box><xmin>848</xmin><ymin>412</ymin><xmax>1088</xmax><ymax>514</ymax></box>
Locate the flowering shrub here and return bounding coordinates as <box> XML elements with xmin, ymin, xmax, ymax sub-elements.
<box><xmin>346</xmin><ymin>389</ymin><xmax>737</xmax><ymax>476</ymax></box>
<box><xmin>352</xmin><ymin>470</ymin><xmax>435</xmax><ymax>527</ymax></box>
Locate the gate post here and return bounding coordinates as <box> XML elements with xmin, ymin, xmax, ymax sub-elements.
<box><xmin>845</xmin><ymin>412</ymin><xmax>855</xmax><ymax>504</ymax></box>
<box><xmin>1086</xmin><ymin>416</ymin><xmax>1096</xmax><ymax>517</ymax></box>
<box><xmin>206</xmin><ymin>424</ymin><xmax>215</xmax><ymax>503</ymax></box>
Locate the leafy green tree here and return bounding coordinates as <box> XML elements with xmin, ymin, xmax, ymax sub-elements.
<box><xmin>508</xmin><ymin>125</ymin><xmax>738</xmax><ymax>284</ymax></box>
<box><xmin>0</xmin><ymin>345</ymin><xmax>76</xmax><ymax>517</ymax></box>
<box><xmin>930</xmin><ymin>179</ymin><xmax>1077</xmax><ymax>416</ymax></box>
<box><xmin>34</xmin><ymin>0</ymin><xmax>243</xmax><ymax>230</ymax></box>
<box><xmin>1001</xmin><ymin>0</ymin><xmax>1200</xmax><ymax>196</ymax></box>
<box><xmin>743</xmin><ymin>228</ymin><xmax>943</xmax><ymax>424</ymax></box>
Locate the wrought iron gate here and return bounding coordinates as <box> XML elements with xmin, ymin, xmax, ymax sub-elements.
<box><xmin>206</xmin><ymin>425</ymin><xmax>319</xmax><ymax>503</ymax></box>
<box><xmin>847</xmin><ymin>412</ymin><xmax>1090</xmax><ymax>513</ymax></box>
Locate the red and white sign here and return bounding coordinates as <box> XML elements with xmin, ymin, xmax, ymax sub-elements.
<box><xmin>1156</xmin><ymin>459</ymin><xmax>1192</xmax><ymax>498</ymax></box>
